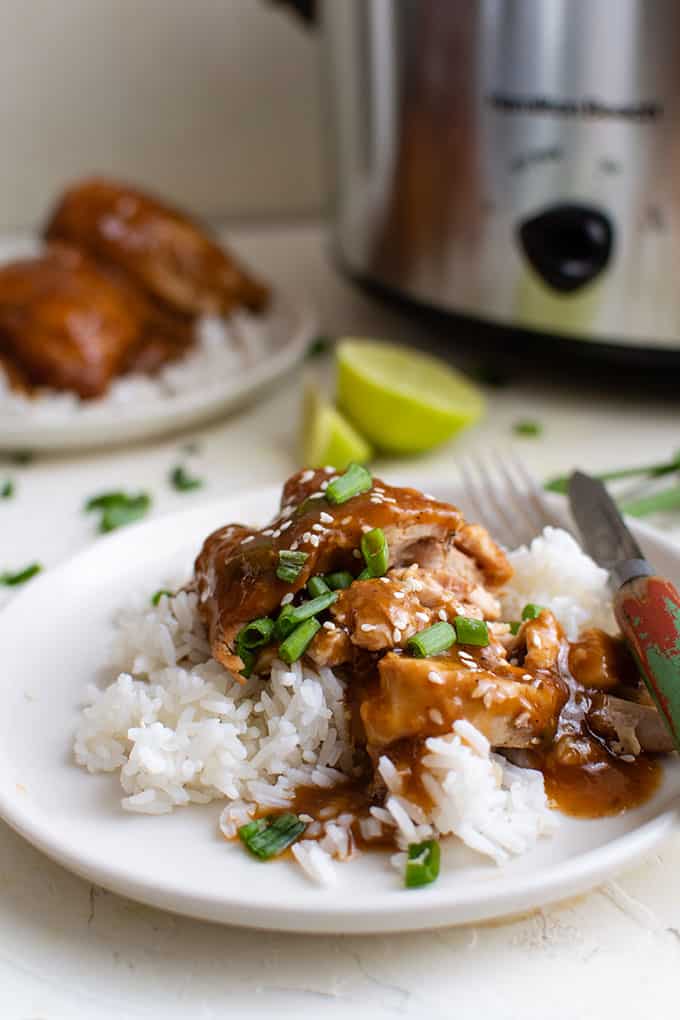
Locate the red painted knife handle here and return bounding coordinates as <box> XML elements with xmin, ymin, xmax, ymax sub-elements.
<box><xmin>614</xmin><ymin>575</ymin><xmax>680</xmax><ymax>751</ymax></box>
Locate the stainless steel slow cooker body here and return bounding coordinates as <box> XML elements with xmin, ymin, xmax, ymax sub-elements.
<box><xmin>322</xmin><ymin>0</ymin><xmax>680</xmax><ymax>354</ymax></box>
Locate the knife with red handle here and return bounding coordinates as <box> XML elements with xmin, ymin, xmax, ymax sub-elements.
<box><xmin>569</xmin><ymin>470</ymin><xmax>680</xmax><ymax>751</ymax></box>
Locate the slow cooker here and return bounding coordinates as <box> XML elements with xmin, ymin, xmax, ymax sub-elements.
<box><xmin>306</xmin><ymin>0</ymin><xmax>680</xmax><ymax>365</ymax></box>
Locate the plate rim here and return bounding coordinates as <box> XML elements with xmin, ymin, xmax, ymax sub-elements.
<box><xmin>0</xmin><ymin>485</ymin><xmax>677</xmax><ymax>933</ymax></box>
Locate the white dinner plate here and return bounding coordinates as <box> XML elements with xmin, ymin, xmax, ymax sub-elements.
<box><xmin>0</xmin><ymin>238</ymin><xmax>315</xmax><ymax>452</ymax></box>
<box><xmin>0</xmin><ymin>480</ymin><xmax>678</xmax><ymax>933</ymax></box>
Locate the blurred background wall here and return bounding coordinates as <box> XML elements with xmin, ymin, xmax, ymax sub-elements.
<box><xmin>0</xmin><ymin>0</ymin><xmax>325</xmax><ymax>230</ymax></box>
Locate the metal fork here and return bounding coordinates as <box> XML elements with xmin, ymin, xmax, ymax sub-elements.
<box><xmin>458</xmin><ymin>450</ymin><xmax>566</xmax><ymax>549</ymax></box>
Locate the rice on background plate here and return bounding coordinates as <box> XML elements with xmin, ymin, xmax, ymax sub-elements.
<box><xmin>74</xmin><ymin>527</ymin><xmax>614</xmax><ymax>885</ymax></box>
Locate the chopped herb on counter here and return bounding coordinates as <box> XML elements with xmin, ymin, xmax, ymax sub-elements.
<box><xmin>621</xmin><ymin>485</ymin><xmax>680</xmax><ymax>518</ymax></box>
<box><xmin>0</xmin><ymin>562</ymin><xmax>42</xmax><ymax>586</ymax></box>
<box><xmin>513</xmin><ymin>420</ymin><xmax>543</xmax><ymax>438</ymax></box>
<box><xmin>151</xmin><ymin>589</ymin><xmax>174</xmax><ymax>606</ymax></box>
<box><xmin>85</xmin><ymin>491</ymin><xmax>151</xmax><ymax>533</ymax></box>
<box><xmin>169</xmin><ymin>465</ymin><xmax>203</xmax><ymax>492</ymax></box>
<box><xmin>239</xmin><ymin>813</ymin><xmax>306</xmax><ymax>859</ymax></box>
<box><xmin>0</xmin><ymin>480</ymin><xmax>14</xmax><ymax>499</ymax></box>
<box><xmin>306</xmin><ymin>335</ymin><xmax>332</xmax><ymax>359</ymax></box>
<box><xmin>545</xmin><ymin>450</ymin><xmax>680</xmax><ymax>495</ymax></box>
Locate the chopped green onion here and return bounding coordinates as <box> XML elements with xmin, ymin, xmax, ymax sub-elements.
<box><xmin>169</xmin><ymin>465</ymin><xmax>203</xmax><ymax>492</ymax></box>
<box><xmin>325</xmin><ymin>463</ymin><xmax>372</xmax><ymax>505</ymax></box>
<box><xmin>0</xmin><ymin>479</ymin><xmax>13</xmax><ymax>499</ymax></box>
<box><xmin>236</xmin><ymin>646</ymin><xmax>257</xmax><ymax>679</ymax></box>
<box><xmin>356</xmin><ymin>567</ymin><xmax>372</xmax><ymax>581</ymax></box>
<box><xmin>274</xmin><ymin>593</ymin><xmax>337</xmax><ymax>640</ymax></box>
<box><xmin>324</xmin><ymin>571</ymin><xmax>354</xmax><ymax>590</ymax></box>
<box><xmin>238</xmin><ymin>813</ymin><xmax>307</xmax><ymax>859</ymax></box>
<box><xmin>407</xmin><ymin>621</ymin><xmax>456</xmax><ymax>658</ymax></box>
<box><xmin>405</xmin><ymin>839</ymin><xmax>440</xmax><ymax>888</ymax></box>
<box><xmin>545</xmin><ymin>450</ymin><xmax>680</xmax><ymax>495</ymax></box>
<box><xmin>0</xmin><ymin>562</ymin><xmax>42</xmax><ymax>586</ymax></box>
<box><xmin>85</xmin><ymin>491</ymin><xmax>151</xmax><ymax>533</ymax></box>
<box><xmin>237</xmin><ymin>617</ymin><xmax>275</xmax><ymax>649</ymax></box>
<box><xmin>151</xmin><ymin>588</ymin><xmax>173</xmax><ymax>606</ymax></box>
<box><xmin>454</xmin><ymin>616</ymin><xmax>489</xmax><ymax>646</ymax></box>
<box><xmin>513</xmin><ymin>419</ymin><xmax>543</xmax><ymax>437</ymax></box>
<box><xmin>276</xmin><ymin>549</ymin><xmax>308</xmax><ymax>583</ymax></box>
<box><xmin>308</xmin><ymin>575</ymin><xmax>330</xmax><ymax>598</ymax></box>
<box><xmin>306</xmin><ymin>335</ymin><xmax>331</xmax><ymax>359</ymax></box>
<box><xmin>361</xmin><ymin>527</ymin><xmax>389</xmax><ymax>577</ymax></box>
<box><xmin>521</xmin><ymin>603</ymin><xmax>544</xmax><ymax>621</ymax></box>
<box><xmin>621</xmin><ymin>485</ymin><xmax>680</xmax><ymax>518</ymax></box>
<box><xmin>278</xmin><ymin>617</ymin><xmax>321</xmax><ymax>664</ymax></box>
<box><xmin>509</xmin><ymin>621</ymin><xmax>521</xmax><ymax>636</ymax></box>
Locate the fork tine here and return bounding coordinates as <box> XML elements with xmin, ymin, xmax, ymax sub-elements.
<box><xmin>490</xmin><ymin>449</ymin><xmax>545</xmax><ymax>544</ymax></box>
<box><xmin>463</xmin><ymin>454</ymin><xmax>523</xmax><ymax>548</ymax></box>
<box><xmin>506</xmin><ymin>450</ymin><xmax>565</xmax><ymax>532</ymax></box>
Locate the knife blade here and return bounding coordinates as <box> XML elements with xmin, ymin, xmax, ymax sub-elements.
<box><xmin>568</xmin><ymin>469</ymin><xmax>680</xmax><ymax>750</ymax></box>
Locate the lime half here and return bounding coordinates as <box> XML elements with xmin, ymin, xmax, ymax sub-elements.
<box><xmin>336</xmin><ymin>340</ymin><xmax>484</xmax><ymax>454</ymax></box>
<box><xmin>300</xmin><ymin>379</ymin><xmax>373</xmax><ymax>470</ymax></box>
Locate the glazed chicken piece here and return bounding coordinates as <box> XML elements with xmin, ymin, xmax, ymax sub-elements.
<box><xmin>45</xmin><ymin>177</ymin><xmax>270</xmax><ymax>318</ymax></box>
<box><xmin>359</xmin><ymin>609</ymin><xmax>567</xmax><ymax>753</ymax></box>
<box><xmin>194</xmin><ymin>468</ymin><xmax>508</xmax><ymax>674</ymax></box>
<box><xmin>0</xmin><ymin>244</ymin><xmax>195</xmax><ymax>397</ymax></box>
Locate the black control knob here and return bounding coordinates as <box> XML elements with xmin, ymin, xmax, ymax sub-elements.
<box><xmin>517</xmin><ymin>204</ymin><xmax>614</xmax><ymax>293</ymax></box>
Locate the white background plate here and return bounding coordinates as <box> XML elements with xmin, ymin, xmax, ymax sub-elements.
<box><xmin>0</xmin><ymin>481</ymin><xmax>677</xmax><ymax>934</ymax></box>
<box><xmin>0</xmin><ymin>238</ymin><xmax>315</xmax><ymax>452</ymax></box>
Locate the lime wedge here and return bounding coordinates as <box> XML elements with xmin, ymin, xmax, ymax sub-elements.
<box><xmin>336</xmin><ymin>340</ymin><xmax>484</xmax><ymax>454</ymax></box>
<box><xmin>300</xmin><ymin>380</ymin><xmax>373</xmax><ymax>470</ymax></box>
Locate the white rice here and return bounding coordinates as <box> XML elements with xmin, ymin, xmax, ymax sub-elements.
<box><xmin>0</xmin><ymin>311</ymin><xmax>268</xmax><ymax>421</ymax></box>
<box><xmin>74</xmin><ymin>525</ymin><xmax>608</xmax><ymax>883</ymax></box>
<box><xmin>501</xmin><ymin>526</ymin><xmax>616</xmax><ymax>640</ymax></box>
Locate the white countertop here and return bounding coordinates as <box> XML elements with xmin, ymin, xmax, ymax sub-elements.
<box><xmin>2</xmin><ymin>221</ymin><xmax>680</xmax><ymax>1020</ymax></box>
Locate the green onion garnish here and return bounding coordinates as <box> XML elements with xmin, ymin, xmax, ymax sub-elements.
<box><xmin>0</xmin><ymin>562</ymin><xmax>42</xmax><ymax>586</ymax></box>
<box><xmin>238</xmin><ymin>813</ymin><xmax>307</xmax><ymax>859</ymax></box>
<box><xmin>169</xmin><ymin>465</ymin><xmax>203</xmax><ymax>492</ymax></box>
<box><xmin>276</xmin><ymin>549</ymin><xmax>308</xmax><ymax>583</ymax></box>
<box><xmin>405</xmin><ymin>839</ymin><xmax>440</xmax><ymax>888</ymax></box>
<box><xmin>621</xmin><ymin>485</ymin><xmax>680</xmax><ymax>518</ymax></box>
<box><xmin>236</xmin><ymin>646</ymin><xmax>257</xmax><ymax>679</ymax></box>
<box><xmin>325</xmin><ymin>463</ymin><xmax>372</xmax><ymax>505</ymax></box>
<box><xmin>279</xmin><ymin>593</ymin><xmax>337</xmax><ymax>635</ymax></box>
<box><xmin>545</xmin><ymin>450</ymin><xmax>680</xmax><ymax>495</ymax></box>
<box><xmin>151</xmin><ymin>588</ymin><xmax>173</xmax><ymax>606</ymax></box>
<box><xmin>454</xmin><ymin>616</ymin><xmax>489</xmax><ymax>646</ymax></box>
<box><xmin>324</xmin><ymin>571</ymin><xmax>354</xmax><ymax>590</ymax></box>
<box><xmin>306</xmin><ymin>335</ymin><xmax>331</xmax><ymax>359</ymax></box>
<box><xmin>307</xmin><ymin>575</ymin><xmax>330</xmax><ymax>598</ymax></box>
<box><xmin>509</xmin><ymin>621</ymin><xmax>521</xmax><ymax>636</ymax></box>
<box><xmin>521</xmin><ymin>603</ymin><xmax>544</xmax><ymax>621</ymax></box>
<box><xmin>407</xmin><ymin>621</ymin><xmax>456</xmax><ymax>658</ymax></box>
<box><xmin>85</xmin><ymin>491</ymin><xmax>151</xmax><ymax>533</ymax></box>
<box><xmin>237</xmin><ymin>617</ymin><xmax>275</xmax><ymax>649</ymax></box>
<box><xmin>513</xmin><ymin>419</ymin><xmax>543</xmax><ymax>437</ymax></box>
<box><xmin>0</xmin><ymin>480</ymin><xmax>13</xmax><ymax>499</ymax></box>
<box><xmin>278</xmin><ymin>617</ymin><xmax>321</xmax><ymax>664</ymax></box>
<box><xmin>360</xmin><ymin>527</ymin><xmax>389</xmax><ymax>577</ymax></box>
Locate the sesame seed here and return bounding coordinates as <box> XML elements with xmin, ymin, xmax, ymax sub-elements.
<box><xmin>393</xmin><ymin>591</ymin><xmax>405</xmax><ymax>600</ymax></box>
<box><xmin>300</xmin><ymin>469</ymin><xmax>315</xmax><ymax>483</ymax></box>
<box><xmin>374</xmin><ymin>487</ymin><xmax>385</xmax><ymax>494</ymax></box>
<box><xmin>361</xmin><ymin>524</ymin><xmax>372</xmax><ymax>533</ymax></box>
<box><xmin>416</xmin><ymin>611</ymin><xmax>429</xmax><ymax>622</ymax></box>
<box><xmin>361</xmin><ymin>623</ymin><xmax>376</xmax><ymax>632</ymax></box>
<box><xmin>281</xmin><ymin>592</ymin><xmax>294</xmax><ymax>605</ymax></box>
<box><xmin>320</xmin><ymin>512</ymin><xmax>333</xmax><ymax>524</ymax></box>
<box><xmin>428</xmin><ymin>671</ymin><xmax>444</xmax><ymax>685</ymax></box>
<box><xmin>394</xmin><ymin>613</ymin><xmax>409</xmax><ymax>630</ymax></box>
<box><xmin>280</xmin><ymin>505</ymin><xmax>294</xmax><ymax>518</ymax></box>
<box><xmin>320</xmin><ymin>481</ymin><xmax>329</xmax><ymax>491</ymax></box>
<box><xmin>241</xmin><ymin>535</ymin><xmax>255</xmax><ymax>545</ymax></box>
<box><xmin>382</xmin><ymin>496</ymin><xmax>397</xmax><ymax>504</ymax></box>
<box><xmin>302</xmin><ymin>532</ymin><xmax>312</xmax><ymax>543</ymax></box>
<box><xmin>341</xmin><ymin>516</ymin><xmax>352</xmax><ymax>525</ymax></box>
<box><xmin>324</xmin><ymin>466</ymin><xmax>335</xmax><ymax>473</ymax></box>
<box><xmin>423</xmin><ymin>493</ymin><xmax>436</xmax><ymax>500</ymax></box>
<box><xmin>280</xmin><ymin>520</ymin><xmax>292</xmax><ymax>531</ymax></box>
<box><xmin>271</xmin><ymin>529</ymin><xmax>281</xmax><ymax>538</ymax></box>
<box><xmin>393</xmin><ymin>628</ymin><xmax>402</xmax><ymax>643</ymax></box>
<box><xmin>352</xmin><ymin>549</ymin><xmax>362</xmax><ymax>559</ymax></box>
<box><xmin>312</xmin><ymin>523</ymin><xmax>325</xmax><ymax>532</ymax></box>
<box><xmin>262</xmin><ymin>529</ymin><xmax>274</xmax><ymax>537</ymax></box>
<box><xmin>322</xmin><ymin>621</ymin><xmax>336</xmax><ymax>631</ymax></box>
<box><xmin>290</xmin><ymin>541</ymin><xmax>299</xmax><ymax>551</ymax></box>
<box><xmin>438</xmin><ymin>609</ymin><xmax>447</xmax><ymax>621</ymax></box>
<box><xmin>429</xmin><ymin>708</ymin><xmax>444</xmax><ymax>725</ymax></box>
<box><xmin>370</xmin><ymin>496</ymin><xmax>383</xmax><ymax>504</ymax></box>
<box><xmin>310</xmin><ymin>534</ymin><xmax>320</xmax><ymax>547</ymax></box>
